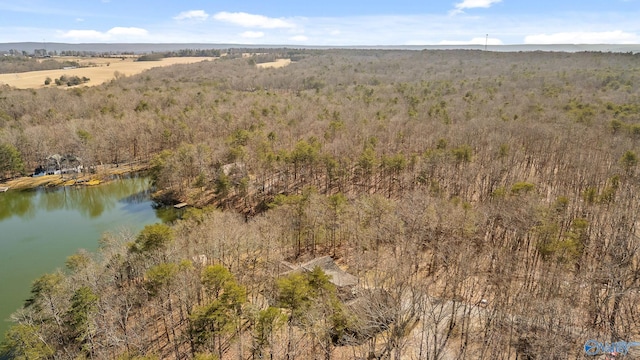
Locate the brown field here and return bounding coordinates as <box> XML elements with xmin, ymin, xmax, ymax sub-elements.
<box><xmin>0</xmin><ymin>56</ymin><xmax>216</xmax><ymax>89</ymax></box>
<box><xmin>256</xmin><ymin>58</ymin><xmax>292</xmax><ymax>68</ymax></box>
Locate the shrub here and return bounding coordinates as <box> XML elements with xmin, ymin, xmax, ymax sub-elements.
<box><xmin>452</xmin><ymin>144</ymin><xmax>472</xmax><ymax>163</ymax></box>
<box><xmin>511</xmin><ymin>182</ymin><xmax>535</xmax><ymax>194</ymax></box>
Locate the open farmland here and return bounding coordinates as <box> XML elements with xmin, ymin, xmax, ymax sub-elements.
<box><xmin>0</xmin><ymin>56</ymin><xmax>216</xmax><ymax>89</ymax></box>
<box><xmin>256</xmin><ymin>58</ymin><xmax>292</xmax><ymax>68</ymax></box>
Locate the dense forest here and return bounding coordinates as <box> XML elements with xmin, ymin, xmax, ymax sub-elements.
<box><xmin>1</xmin><ymin>49</ymin><xmax>640</xmax><ymax>359</ymax></box>
<box><xmin>0</xmin><ymin>56</ymin><xmax>82</xmax><ymax>75</ymax></box>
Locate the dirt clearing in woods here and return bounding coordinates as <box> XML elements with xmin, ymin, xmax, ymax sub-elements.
<box><xmin>256</xmin><ymin>59</ymin><xmax>292</xmax><ymax>68</ymax></box>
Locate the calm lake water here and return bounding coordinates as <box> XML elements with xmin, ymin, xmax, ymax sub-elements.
<box><xmin>0</xmin><ymin>176</ymin><xmax>168</xmax><ymax>336</ymax></box>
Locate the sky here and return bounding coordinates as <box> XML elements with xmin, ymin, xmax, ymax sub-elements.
<box><xmin>0</xmin><ymin>0</ymin><xmax>639</xmax><ymax>45</ymax></box>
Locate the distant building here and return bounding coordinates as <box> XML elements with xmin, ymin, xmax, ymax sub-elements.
<box><xmin>33</xmin><ymin>154</ymin><xmax>83</xmax><ymax>176</ymax></box>
<box><xmin>280</xmin><ymin>256</ymin><xmax>359</xmax><ymax>300</ymax></box>
<box><xmin>278</xmin><ymin>256</ymin><xmax>396</xmax><ymax>346</ymax></box>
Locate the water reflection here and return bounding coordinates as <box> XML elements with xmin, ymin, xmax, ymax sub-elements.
<box><xmin>0</xmin><ymin>190</ymin><xmax>37</xmax><ymax>221</ymax></box>
<box><xmin>155</xmin><ymin>205</ymin><xmax>182</xmax><ymax>223</ymax></box>
<box><xmin>0</xmin><ymin>175</ymin><xmax>173</xmax><ymax>337</ymax></box>
<box><xmin>0</xmin><ymin>176</ymin><xmax>155</xmax><ymax>221</ymax></box>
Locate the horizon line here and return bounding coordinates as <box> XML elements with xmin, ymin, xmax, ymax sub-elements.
<box><xmin>2</xmin><ymin>41</ymin><xmax>640</xmax><ymax>46</ymax></box>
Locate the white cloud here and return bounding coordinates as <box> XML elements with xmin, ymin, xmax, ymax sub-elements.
<box><xmin>451</xmin><ymin>0</ymin><xmax>502</xmax><ymax>15</ymax></box>
<box><xmin>59</xmin><ymin>27</ymin><xmax>148</xmax><ymax>41</ymax></box>
<box><xmin>174</xmin><ymin>10</ymin><xmax>209</xmax><ymax>21</ymax></box>
<box><xmin>75</xmin><ymin>18</ymin><xmax>84</xmax><ymax>22</ymax></box>
<box><xmin>524</xmin><ymin>30</ymin><xmax>639</xmax><ymax>44</ymax></box>
<box><xmin>107</xmin><ymin>27</ymin><xmax>148</xmax><ymax>36</ymax></box>
<box><xmin>455</xmin><ymin>0</ymin><xmax>502</xmax><ymax>10</ymax></box>
<box><xmin>240</xmin><ymin>31</ymin><xmax>264</xmax><ymax>38</ymax></box>
<box><xmin>439</xmin><ymin>37</ymin><xmax>503</xmax><ymax>45</ymax></box>
<box><xmin>213</xmin><ymin>12</ymin><xmax>295</xmax><ymax>29</ymax></box>
<box><xmin>6</xmin><ymin>8</ymin><xmax>630</xmax><ymax>46</ymax></box>
<box><xmin>59</xmin><ymin>30</ymin><xmax>109</xmax><ymax>41</ymax></box>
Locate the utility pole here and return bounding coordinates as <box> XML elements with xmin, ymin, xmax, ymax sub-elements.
<box><xmin>485</xmin><ymin>34</ymin><xmax>488</xmax><ymax>51</ymax></box>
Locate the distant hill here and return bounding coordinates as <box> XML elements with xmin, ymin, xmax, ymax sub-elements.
<box><xmin>1</xmin><ymin>42</ymin><xmax>639</xmax><ymax>54</ymax></box>
<box><xmin>0</xmin><ymin>42</ymin><xmax>234</xmax><ymax>54</ymax></box>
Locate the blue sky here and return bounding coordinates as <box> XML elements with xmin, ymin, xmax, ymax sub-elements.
<box><xmin>0</xmin><ymin>0</ymin><xmax>639</xmax><ymax>45</ymax></box>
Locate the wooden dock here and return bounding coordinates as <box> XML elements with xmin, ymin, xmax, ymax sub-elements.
<box><xmin>174</xmin><ymin>202</ymin><xmax>188</xmax><ymax>209</ymax></box>
<box><xmin>0</xmin><ymin>186</ymin><xmax>9</xmax><ymax>192</ymax></box>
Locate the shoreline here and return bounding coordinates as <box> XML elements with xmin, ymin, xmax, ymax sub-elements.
<box><xmin>0</xmin><ymin>163</ymin><xmax>149</xmax><ymax>191</ymax></box>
